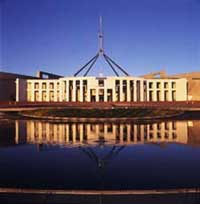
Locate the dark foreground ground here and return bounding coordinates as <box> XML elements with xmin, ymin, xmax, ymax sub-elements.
<box><xmin>0</xmin><ymin>193</ymin><xmax>200</xmax><ymax>204</ymax></box>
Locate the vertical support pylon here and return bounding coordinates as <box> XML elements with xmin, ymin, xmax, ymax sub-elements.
<box><xmin>98</xmin><ymin>16</ymin><xmax>104</xmax><ymax>55</ymax></box>
<box><xmin>73</xmin><ymin>16</ymin><xmax>130</xmax><ymax>77</ymax></box>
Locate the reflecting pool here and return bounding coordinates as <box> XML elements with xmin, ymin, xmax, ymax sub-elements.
<box><xmin>0</xmin><ymin>119</ymin><xmax>200</xmax><ymax>190</ymax></box>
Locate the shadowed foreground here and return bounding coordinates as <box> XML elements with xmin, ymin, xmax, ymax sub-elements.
<box><xmin>0</xmin><ymin>192</ymin><xmax>200</xmax><ymax>204</ymax></box>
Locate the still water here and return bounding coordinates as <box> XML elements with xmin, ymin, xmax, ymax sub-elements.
<box><xmin>0</xmin><ymin>119</ymin><xmax>200</xmax><ymax>190</ymax></box>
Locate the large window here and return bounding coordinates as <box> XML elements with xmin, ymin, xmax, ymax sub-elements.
<box><xmin>172</xmin><ymin>82</ymin><xmax>176</xmax><ymax>89</ymax></box>
<box><xmin>149</xmin><ymin>82</ymin><xmax>153</xmax><ymax>89</ymax></box>
<box><xmin>172</xmin><ymin>91</ymin><xmax>176</xmax><ymax>101</ymax></box>
<box><xmin>98</xmin><ymin>79</ymin><xmax>104</xmax><ymax>87</ymax></box>
<box><xmin>42</xmin><ymin>91</ymin><xmax>47</xmax><ymax>101</ymax></box>
<box><xmin>42</xmin><ymin>83</ymin><xmax>46</xmax><ymax>89</ymax></box>
<box><xmin>50</xmin><ymin>91</ymin><xmax>54</xmax><ymax>101</ymax></box>
<box><xmin>50</xmin><ymin>83</ymin><xmax>54</xmax><ymax>89</ymax></box>
<box><xmin>156</xmin><ymin>82</ymin><xmax>161</xmax><ymax>89</ymax></box>
<box><xmin>34</xmin><ymin>83</ymin><xmax>39</xmax><ymax>89</ymax></box>
<box><xmin>149</xmin><ymin>91</ymin><xmax>153</xmax><ymax>101</ymax></box>
<box><xmin>164</xmin><ymin>82</ymin><xmax>168</xmax><ymax>89</ymax></box>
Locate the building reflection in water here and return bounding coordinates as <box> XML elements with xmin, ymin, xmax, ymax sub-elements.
<box><xmin>12</xmin><ymin>120</ymin><xmax>193</xmax><ymax>147</ymax></box>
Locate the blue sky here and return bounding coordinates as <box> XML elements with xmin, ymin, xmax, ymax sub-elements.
<box><xmin>0</xmin><ymin>0</ymin><xmax>200</xmax><ymax>76</ymax></box>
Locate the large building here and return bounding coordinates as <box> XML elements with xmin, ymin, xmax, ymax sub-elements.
<box><xmin>16</xmin><ymin>76</ymin><xmax>187</xmax><ymax>102</ymax></box>
<box><xmin>2</xmin><ymin>18</ymin><xmax>200</xmax><ymax>103</ymax></box>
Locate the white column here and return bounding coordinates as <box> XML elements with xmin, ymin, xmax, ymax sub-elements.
<box><xmin>80</xmin><ymin>124</ymin><xmax>83</xmax><ymax>142</ymax></box>
<box><xmin>140</xmin><ymin>80</ymin><xmax>144</xmax><ymax>102</ymax></box>
<box><xmin>134</xmin><ymin>80</ymin><xmax>137</xmax><ymax>102</ymax></box>
<box><xmin>120</xmin><ymin>125</ymin><xmax>123</xmax><ymax>142</ymax></box>
<box><xmin>96</xmin><ymin>89</ymin><xmax>99</xmax><ymax>102</ymax></box>
<box><xmin>134</xmin><ymin>125</ymin><xmax>137</xmax><ymax>144</ymax></box>
<box><xmin>46</xmin><ymin>123</ymin><xmax>50</xmax><ymax>141</ymax></box>
<box><xmin>80</xmin><ymin>80</ymin><xmax>83</xmax><ymax>102</ymax></box>
<box><xmin>16</xmin><ymin>79</ymin><xmax>20</xmax><ymax>102</ymax></box>
<box><xmin>66</xmin><ymin>80</ymin><xmax>69</xmax><ymax>102</ymax></box>
<box><xmin>112</xmin><ymin>88</ymin><xmax>116</xmax><ymax>102</ymax></box>
<box><xmin>72</xmin><ymin>80</ymin><xmax>76</xmax><ymax>102</ymax></box>
<box><xmin>103</xmin><ymin>89</ymin><xmax>107</xmax><ymax>102</ymax></box>
<box><xmin>66</xmin><ymin>125</ymin><xmax>69</xmax><ymax>143</ymax></box>
<box><xmin>72</xmin><ymin>124</ymin><xmax>76</xmax><ymax>142</ymax></box>
<box><xmin>15</xmin><ymin>121</ymin><xmax>19</xmax><ymax>144</ymax></box>
<box><xmin>120</xmin><ymin>80</ymin><xmax>123</xmax><ymax>102</ymax></box>
<box><xmin>127</xmin><ymin>80</ymin><xmax>131</xmax><ymax>102</ymax></box>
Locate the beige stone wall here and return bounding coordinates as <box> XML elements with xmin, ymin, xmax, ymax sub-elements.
<box><xmin>21</xmin><ymin>76</ymin><xmax>187</xmax><ymax>102</ymax></box>
<box><xmin>167</xmin><ymin>72</ymin><xmax>200</xmax><ymax>101</ymax></box>
<box><xmin>187</xmin><ymin>79</ymin><xmax>200</xmax><ymax>100</ymax></box>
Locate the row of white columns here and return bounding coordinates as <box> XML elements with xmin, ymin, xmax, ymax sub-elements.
<box><xmin>62</xmin><ymin>79</ymin><xmax>145</xmax><ymax>102</ymax></box>
<box><xmin>26</xmin><ymin>79</ymin><xmax>178</xmax><ymax>102</ymax></box>
<box><xmin>25</xmin><ymin>121</ymin><xmax>184</xmax><ymax>145</ymax></box>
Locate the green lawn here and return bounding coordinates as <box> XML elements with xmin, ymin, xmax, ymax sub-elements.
<box><xmin>23</xmin><ymin>108</ymin><xmax>182</xmax><ymax>118</ymax></box>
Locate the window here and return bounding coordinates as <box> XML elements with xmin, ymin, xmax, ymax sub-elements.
<box><xmin>149</xmin><ymin>82</ymin><xmax>153</xmax><ymax>89</ymax></box>
<box><xmin>157</xmin><ymin>91</ymin><xmax>161</xmax><ymax>101</ymax></box>
<box><xmin>156</xmin><ymin>82</ymin><xmax>161</xmax><ymax>89</ymax></box>
<box><xmin>157</xmin><ymin>123</ymin><xmax>161</xmax><ymax>130</ymax></box>
<box><xmin>35</xmin><ymin>91</ymin><xmax>39</xmax><ymax>101</ymax></box>
<box><xmin>98</xmin><ymin>80</ymin><xmax>104</xmax><ymax>87</ymax></box>
<box><xmin>149</xmin><ymin>124</ymin><xmax>153</xmax><ymax>130</ymax></box>
<box><xmin>123</xmin><ymin>80</ymin><xmax>127</xmax><ymax>86</ymax></box>
<box><xmin>99</xmin><ymin>89</ymin><xmax>104</xmax><ymax>102</ymax></box>
<box><xmin>149</xmin><ymin>91</ymin><xmax>153</xmax><ymax>101</ymax></box>
<box><xmin>42</xmin><ymin>83</ymin><xmax>46</xmax><ymax>89</ymax></box>
<box><xmin>34</xmin><ymin>83</ymin><xmax>39</xmax><ymax>89</ymax></box>
<box><xmin>50</xmin><ymin>83</ymin><xmax>54</xmax><ymax>89</ymax></box>
<box><xmin>107</xmin><ymin>124</ymin><xmax>113</xmax><ymax>133</ymax></box>
<box><xmin>42</xmin><ymin>91</ymin><xmax>47</xmax><ymax>101</ymax></box>
<box><xmin>172</xmin><ymin>132</ymin><xmax>177</xmax><ymax>139</ymax></box>
<box><xmin>172</xmin><ymin>91</ymin><xmax>176</xmax><ymax>101</ymax></box>
<box><xmin>115</xmin><ymin>80</ymin><xmax>120</xmax><ymax>86</ymax></box>
<box><xmin>164</xmin><ymin>91</ymin><xmax>169</xmax><ymax>101</ymax></box>
<box><xmin>149</xmin><ymin>133</ymin><xmax>153</xmax><ymax>139</ymax></box>
<box><xmin>164</xmin><ymin>82</ymin><xmax>168</xmax><ymax>88</ymax></box>
<box><xmin>157</xmin><ymin>132</ymin><xmax>161</xmax><ymax>139</ymax></box>
<box><xmin>50</xmin><ymin>91</ymin><xmax>54</xmax><ymax>101</ymax></box>
<box><xmin>165</xmin><ymin>132</ymin><xmax>169</xmax><ymax>139</ymax></box>
<box><xmin>165</xmin><ymin>122</ymin><xmax>169</xmax><ymax>130</ymax></box>
<box><xmin>172</xmin><ymin>82</ymin><xmax>176</xmax><ymax>89</ymax></box>
<box><xmin>172</xmin><ymin>122</ymin><xmax>177</xmax><ymax>130</ymax></box>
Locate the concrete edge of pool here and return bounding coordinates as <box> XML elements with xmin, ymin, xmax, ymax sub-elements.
<box><xmin>0</xmin><ymin>188</ymin><xmax>200</xmax><ymax>195</ymax></box>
